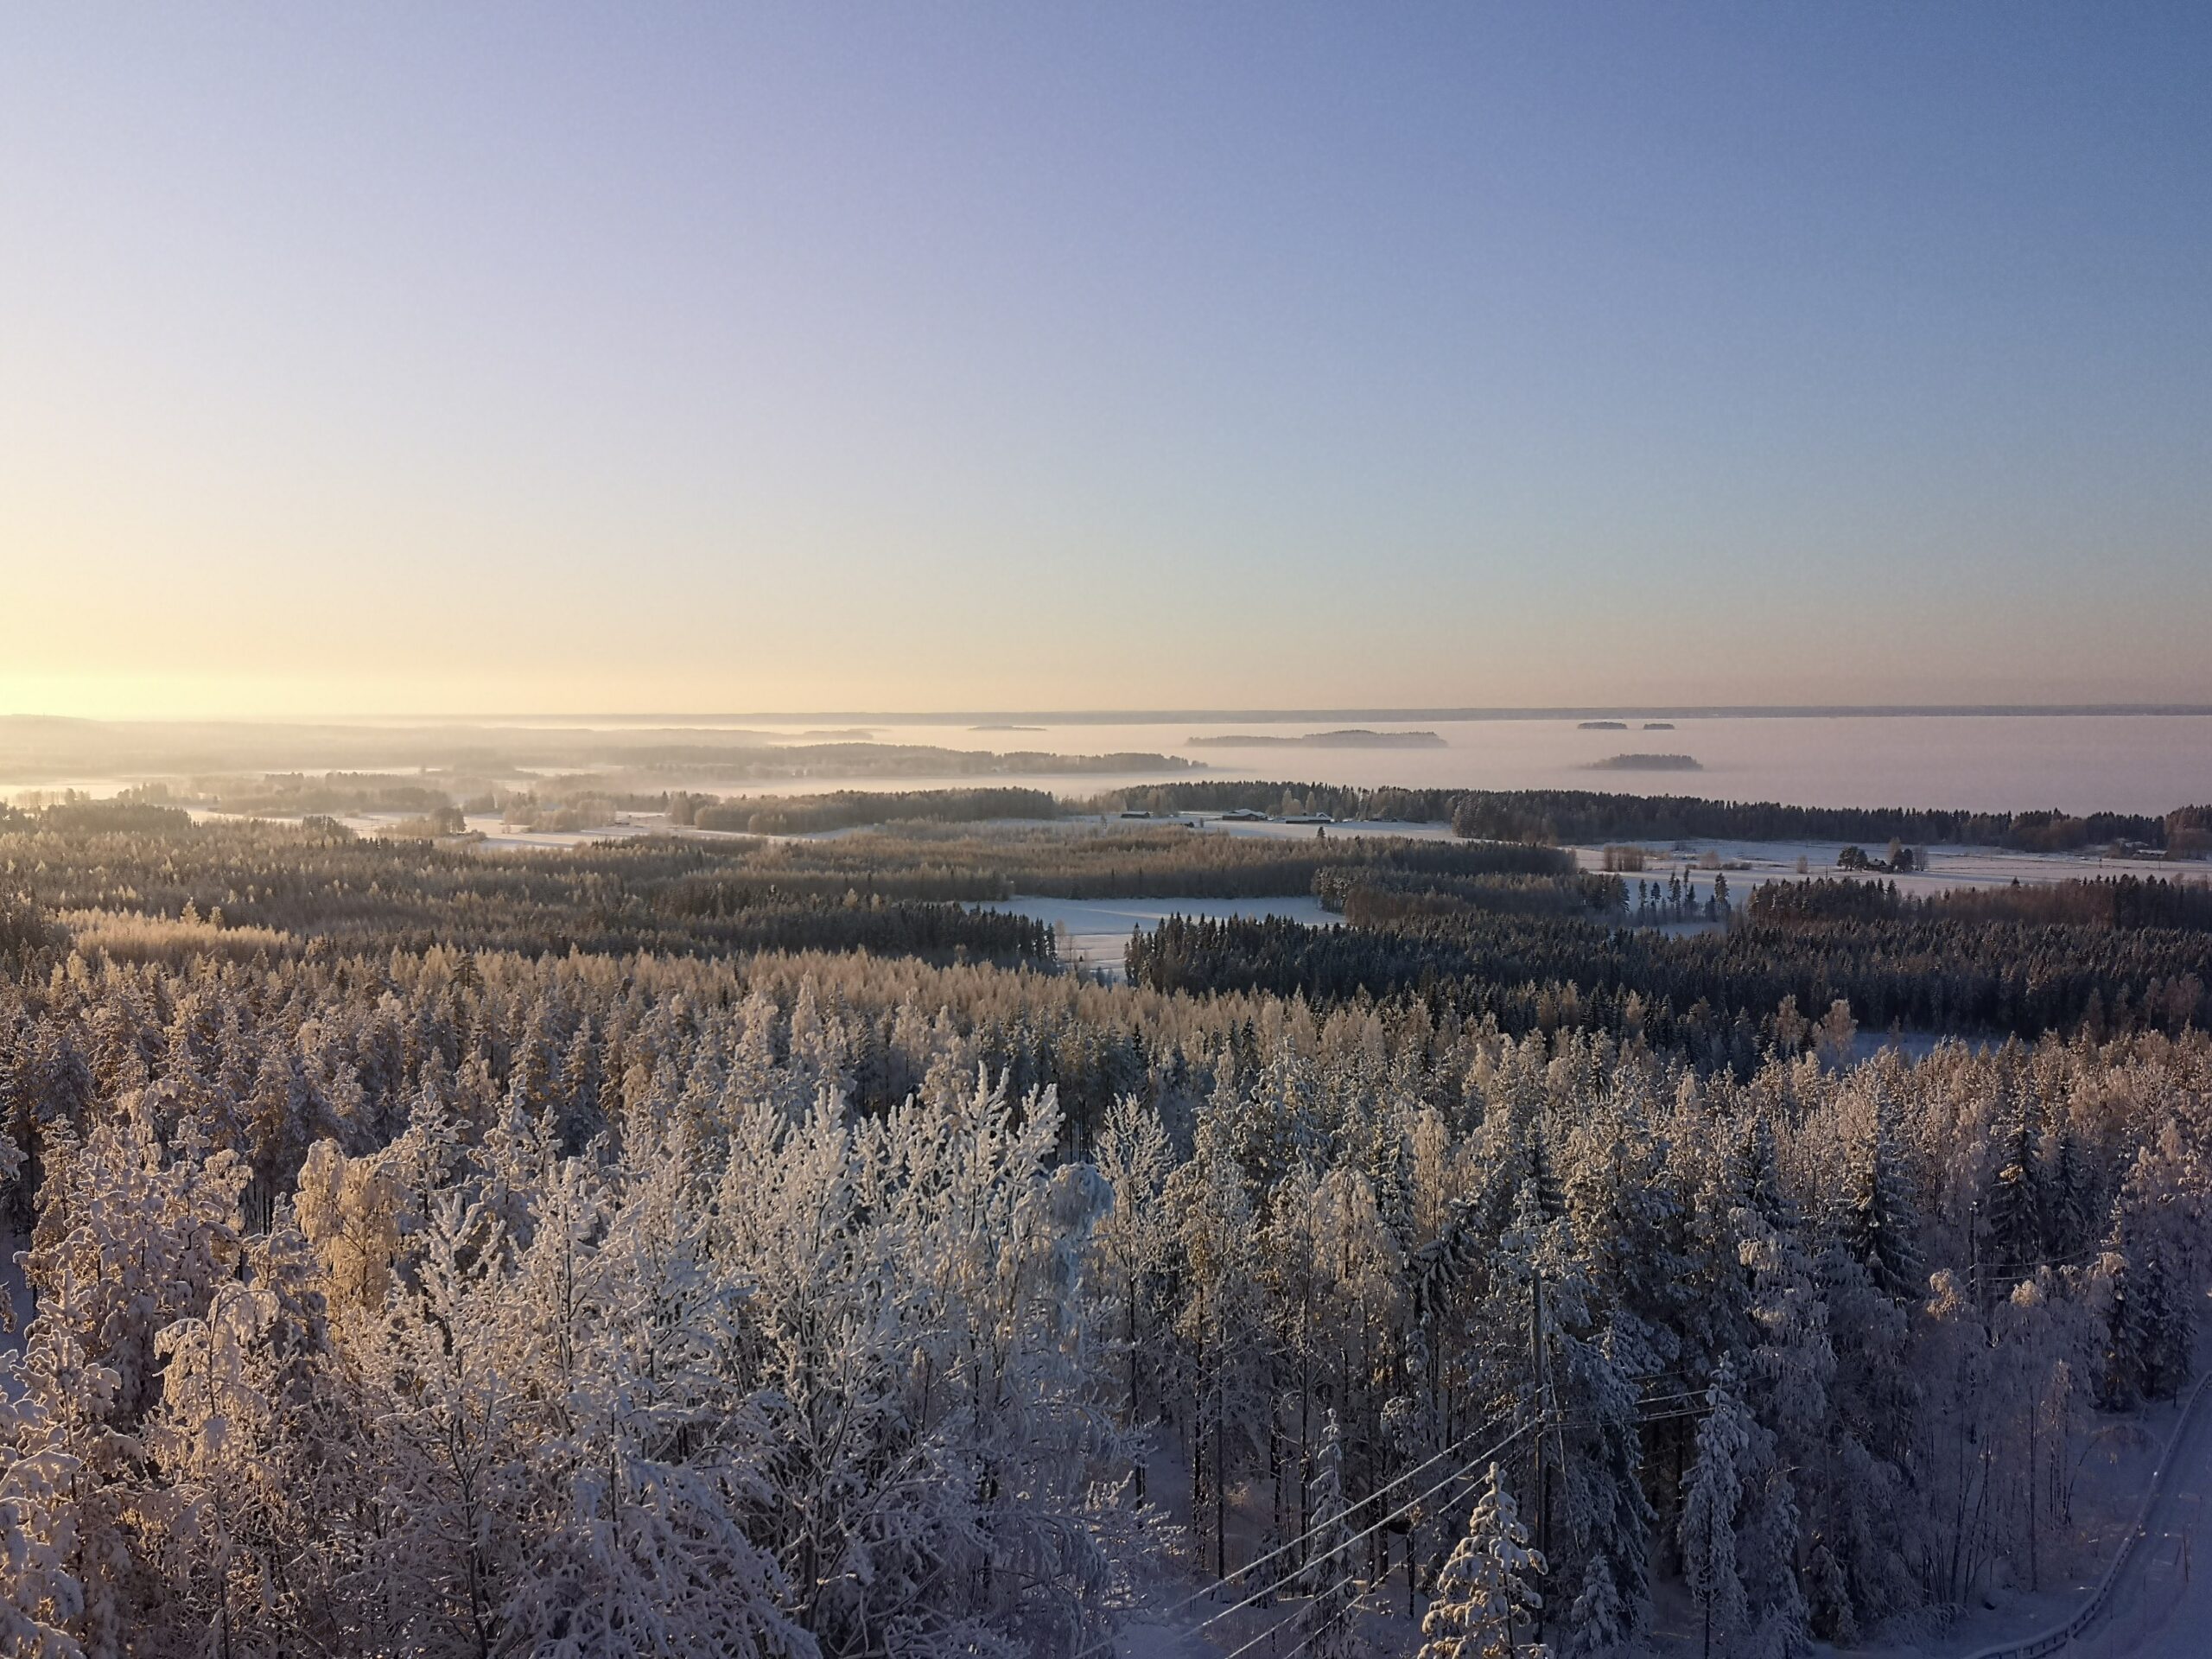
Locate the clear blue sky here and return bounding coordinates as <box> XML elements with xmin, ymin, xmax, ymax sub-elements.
<box><xmin>4</xmin><ymin>3</ymin><xmax>2209</xmax><ymax>715</ymax></box>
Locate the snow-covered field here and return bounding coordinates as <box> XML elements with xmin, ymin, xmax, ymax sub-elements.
<box><xmin>976</xmin><ymin>893</ymin><xmax>1337</xmax><ymax>982</ymax></box>
<box><xmin>289</xmin><ymin>810</ymin><xmax>2195</xmax><ymax>906</ymax></box>
<box><xmin>1564</xmin><ymin>838</ymin><xmax>2192</xmax><ymax>899</ymax></box>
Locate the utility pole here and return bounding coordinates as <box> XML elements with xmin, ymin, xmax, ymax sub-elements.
<box><xmin>1531</xmin><ymin>1266</ymin><xmax>1552</xmax><ymax>1646</ymax></box>
<box><xmin>1968</xmin><ymin>1197</ymin><xmax>1981</xmax><ymax>1312</ymax></box>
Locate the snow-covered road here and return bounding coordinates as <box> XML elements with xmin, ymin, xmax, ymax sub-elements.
<box><xmin>2070</xmin><ymin>1379</ymin><xmax>2212</xmax><ymax>1659</ymax></box>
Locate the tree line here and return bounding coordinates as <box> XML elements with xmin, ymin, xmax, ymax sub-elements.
<box><xmin>1102</xmin><ymin>780</ymin><xmax>2211</xmax><ymax>855</ymax></box>
<box><xmin>1128</xmin><ymin>893</ymin><xmax>2212</xmax><ymax>1045</ymax></box>
<box><xmin>1752</xmin><ymin>873</ymin><xmax>2212</xmax><ymax>931</ymax></box>
<box><xmin>0</xmin><ymin>919</ymin><xmax>2202</xmax><ymax>1655</ymax></box>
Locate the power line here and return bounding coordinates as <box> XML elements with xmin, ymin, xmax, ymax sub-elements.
<box><xmin>1071</xmin><ymin>1415</ymin><xmax>1541</xmax><ymax>1659</ymax></box>
<box><xmin>1189</xmin><ymin>1417</ymin><xmax>1543</xmax><ymax>1645</ymax></box>
<box><xmin>1267</xmin><ymin>1573</ymin><xmax>1373</xmax><ymax>1659</ymax></box>
<box><xmin>1215</xmin><ymin>1566</ymin><xmax>1364</xmax><ymax>1659</ymax></box>
<box><xmin>1183</xmin><ymin>1402</ymin><xmax>1516</xmax><ymax>1604</ymax></box>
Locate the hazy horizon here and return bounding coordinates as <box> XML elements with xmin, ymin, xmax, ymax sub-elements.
<box><xmin>8</xmin><ymin>4</ymin><xmax>2212</xmax><ymax>718</ymax></box>
<box><xmin>12</xmin><ymin>702</ymin><xmax>2212</xmax><ymax>727</ymax></box>
<box><xmin>8</xmin><ymin>14</ymin><xmax>2212</xmax><ymax>1654</ymax></box>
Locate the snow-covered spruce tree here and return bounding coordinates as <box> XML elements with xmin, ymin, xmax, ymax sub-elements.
<box><xmin>1298</xmin><ymin>1409</ymin><xmax>1361</xmax><ymax>1658</ymax></box>
<box><xmin>1419</xmin><ymin>1460</ymin><xmax>1548</xmax><ymax>1659</ymax></box>
<box><xmin>1565</xmin><ymin>1552</ymin><xmax>1629</xmax><ymax>1659</ymax></box>
<box><xmin>1481</xmin><ymin>1157</ymin><xmax>1651</xmax><ymax>1656</ymax></box>
<box><xmin>1839</xmin><ymin>1098</ymin><xmax>1922</xmax><ymax>1307</ymax></box>
<box><xmin>1680</xmin><ymin>1359</ymin><xmax>1750</xmax><ymax>1659</ymax></box>
<box><xmin>1734</xmin><ymin>1209</ymin><xmax>1826</xmax><ymax>1658</ymax></box>
<box><xmin>1980</xmin><ymin>1107</ymin><xmax>2044</xmax><ymax>1295</ymax></box>
<box><xmin>1802</xmin><ymin>1237</ymin><xmax>1917</xmax><ymax>1635</ymax></box>
<box><xmin>2099</xmin><ymin>1128</ymin><xmax>2205</xmax><ymax>1404</ymax></box>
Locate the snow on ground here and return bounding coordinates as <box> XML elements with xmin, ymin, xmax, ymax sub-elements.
<box><xmin>1567</xmin><ymin>838</ymin><xmax>2184</xmax><ymax>898</ymax></box>
<box><xmin>2069</xmin><ymin>1371</ymin><xmax>2212</xmax><ymax>1659</ymax></box>
<box><xmin>184</xmin><ymin>799</ymin><xmax>2195</xmax><ymax>905</ymax></box>
<box><xmin>0</xmin><ymin>1231</ymin><xmax>30</xmax><ymax>1395</ymax></box>
<box><xmin>976</xmin><ymin>894</ymin><xmax>1337</xmax><ymax>982</ymax></box>
<box><xmin>1804</xmin><ymin>1333</ymin><xmax>2212</xmax><ymax>1659</ymax></box>
<box><xmin>1192</xmin><ymin>817</ymin><xmax>1464</xmax><ymax>843</ymax></box>
<box><xmin>1107</xmin><ymin>1354</ymin><xmax>2212</xmax><ymax>1659</ymax></box>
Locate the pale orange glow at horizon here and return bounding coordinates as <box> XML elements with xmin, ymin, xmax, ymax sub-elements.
<box><xmin>6</xmin><ymin>9</ymin><xmax>2211</xmax><ymax>721</ymax></box>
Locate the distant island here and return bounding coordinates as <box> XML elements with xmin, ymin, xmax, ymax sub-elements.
<box><xmin>1586</xmin><ymin>752</ymin><xmax>1703</xmax><ymax>771</ymax></box>
<box><xmin>1577</xmin><ymin>719</ymin><xmax>1628</xmax><ymax>729</ymax></box>
<box><xmin>1188</xmin><ymin>728</ymin><xmax>1447</xmax><ymax>749</ymax></box>
<box><xmin>1643</xmin><ymin>721</ymin><xmax>1675</xmax><ymax>729</ymax></box>
<box><xmin>970</xmin><ymin>723</ymin><xmax>1045</xmax><ymax>731</ymax></box>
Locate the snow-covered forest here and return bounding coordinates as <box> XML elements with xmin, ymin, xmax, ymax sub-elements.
<box><xmin>0</xmin><ymin>806</ymin><xmax>2208</xmax><ymax>1657</ymax></box>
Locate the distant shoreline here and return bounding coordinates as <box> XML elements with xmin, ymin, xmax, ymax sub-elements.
<box><xmin>390</xmin><ymin>703</ymin><xmax>2212</xmax><ymax>728</ymax></box>
<box><xmin>1187</xmin><ymin>729</ymin><xmax>1447</xmax><ymax>749</ymax></box>
<box><xmin>1586</xmin><ymin>753</ymin><xmax>1704</xmax><ymax>772</ymax></box>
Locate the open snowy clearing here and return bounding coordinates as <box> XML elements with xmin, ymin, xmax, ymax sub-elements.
<box><xmin>1565</xmin><ymin>838</ymin><xmax>2197</xmax><ymax>898</ymax></box>
<box><xmin>294</xmin><ymin>809</ymin><xmax>2196</xmax><ymax>905</ymax></box>
<box><xmin>976</xmin><ymin>893</ymin><xmax>1337</xmax><ymax>982</ymax></box>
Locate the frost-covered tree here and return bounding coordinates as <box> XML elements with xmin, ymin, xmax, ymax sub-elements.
<box><xmin>1420</xmin><ymin>1461</ymin><xmax>1548</xmax><ymax>1659</ymax></box>
<box><xmin>144</xmin><ymin>1225</ymin><xmax>355</xmax><ymax>1655</ymax></box>
<box><xmin>1297</xmin><ymin>1409</ymin><xmax>1361</xmax><ymax>1658</ymax></box>
<box><xmin>1680</xmin><ymin>1361</ymin><xmax>1750</xmax><ymax>1659</ymax></box>
<box><xmin>0</xmin><ymin>1129</ymin><xmax>84</xmax><ymax>1658</ymax></box>
<box><xmin>1093</xmin><ymin>1091</ymin><xmax>1175</xmax><ymax>1498</ymax></box>
<box><xmin>1839</xmin><ymin>1102</ymin><xmax>1921</xmax><ymax>1306</ymax></box>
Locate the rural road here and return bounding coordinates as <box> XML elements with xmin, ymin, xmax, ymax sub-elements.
<box><xmin>2069</xmin><ymin>1379</ymin><xmax>2212</xmax><ymax>1659</ymax></box>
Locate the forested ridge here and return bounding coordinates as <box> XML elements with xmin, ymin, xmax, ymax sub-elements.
<box><xmin>0</xmin><ymin>800</ymin><xmax>2206</xmax><ymax>1657</ymax></box>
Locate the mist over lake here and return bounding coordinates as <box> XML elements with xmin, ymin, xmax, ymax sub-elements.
<box><xmin>696</xmin><ymin>712</ymin><xmax>2212</xmax><ymax>815</ymax></box>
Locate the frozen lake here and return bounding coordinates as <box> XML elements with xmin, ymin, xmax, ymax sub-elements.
<box><xmin>575</xmin><ymin>711</ymin><xmax>2212</xmax><ymax>816</ymax></box>
<box><xmin>10</xmin><ymin>711</ymin><xmax>2208</xmax><ymax>817</ymax></box>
